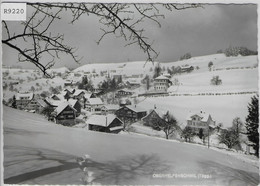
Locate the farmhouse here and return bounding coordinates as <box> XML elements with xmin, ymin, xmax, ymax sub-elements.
<box><xmin>87</xmin><ymin>114</ymin><xmax>124</xmax><ymax>133</ymax></box>
<box><xmin>154</xmin><ymin>75</ymin><xmax>172</xmax><ymax>92</ymax></box>
<box><xmin>115</xmin><ymin>88</ymin><xmax>134</xmax><ymax>98</ymax></box>
<box><xmin>125</xmin><ymin>78</ymin><xmax>141</xmax><ymax>88</ymax></box>
<box><xmin>35</xmin><ymin>99</ymin><xmax>48</xmax><ymax>113</ymax></box>
<box><xmin>44</xmin><ymin>97</ymin><xmax>61</xmax><ymax>108</ymax></box>
<box><xmin>186</xmin><ymin>111</ymin><xmax>216</xmax><ymax>134</ymax></box>
<box><xmin>142</xmin><ymin>109</ymin><xmax>166</xmax><ymax>127</ymax></box>
<box><xmin>115</xmin><ymin>105</ymin><xmax>147</xmax><ymax>123</ymax></box>
<box><xmin>101</xmin><ymin>104</ymin><xmax>120</xmax><ymax>114</ymax></box>
<box><xmin>53</xmin><ymin>102</ymin><xmax>77</xmax><ymax>126</ymax></box>
<box><xmin>15</xmin><ymin>92</ymin><xmax>39</xmax><ymax>111</ymax></box>
<box><xmin>73</xmin><ymin>89</ymin><xmax>86</xmax><ymax>100</ymax></box>
<box><xmin>68</xmin><ymin>99</ymin><xmax>81</xmax><ymax>116</ymax></box>
<box><xmin>180</xmin><ymin>65</ymin><xmax>194</xmax><ymax>73</ymax></box>
<box><xmin>85</xmin><ymin>97</ymin><xmax>104</xmax><ymax>113</ymax></box>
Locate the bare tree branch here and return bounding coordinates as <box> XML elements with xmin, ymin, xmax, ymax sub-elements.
<box><xmin>2</xmin><ymin>3</ymin><xmax>201</xmax><ymax>76</ymax></box>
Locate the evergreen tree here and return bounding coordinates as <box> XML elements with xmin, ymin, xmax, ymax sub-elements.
<box><xmin>153</xmin><ymin>63</ymin><xmax>162</xmax><ymax>78</ymax></box>
<box><xmin>11</xmin><ymin>95</ymin><xmax>17</xmax><ymax>108</ymax></box>
<box><xmin>245</xmin><ymin>95</ymin><xmax>259</xmax><ymax>157</ymax></box>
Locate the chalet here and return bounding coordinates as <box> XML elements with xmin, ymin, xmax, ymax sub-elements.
<box><xmin>84</xmin><ymin>92</ymin><xmax>96</xmax><ymax>100</ymax></box>
<box><xmin>180</xmin><ymin>65</ymin><xmax>194</xmax><ymax>73</ymax></box>
<box><xmin>142</xmin><ymin>109</ymin><xmax>166</xmax><ymax>127</ymax></box>
<box><xmin>53</xmin><ymin>102</ymin><xmax>77</xmax><ymax>126</ymax></box>
<box><xmin>125</xmin><ymin>78</ymin><xmax>141</xmax><ymax>88</ymax></box>
<box><xmin>35</xmin><ymin>99</ymin><xmax>48</xmax><ymax>113</ymax></box>
<box><xmin>44</xmin><ymin>97</ymin><xmax>61</xmax><ymax>108</ymax></box>
<box><xmin>68</xmin><ymin>99</ymin><xmax>81</xmax><ymax>116</ymax></box>
<box><xmin>115</xmin><ymin>89</ymin><xmax>134</xmax><ymax>98</ymax></box>
<box><xmin>15</xmin><ymin>92</ymin><xmax>38</xmax><ymax>111</ymax></box>
<box><xmin>85</xmin><ymin>98</ymin><xmax>104</xmax><ymax>113</ymax></box>
<box><xmin>101</xmin><ymin>104</ymin><xmax>120</xmax><ymax>114</ymax></box>
<box><xmin>73</xmin><ymin>89</ymin><xmax>86</xmax><ymax>100</ymax></box>
<box><xmin>186</xmin><ymin>111</ymin><xmax>216</xmax><ymax>134</ymax></box>
<box><xmin>87</xmin><ymin>114</ymin><xmax>124</xmax><ymax>133</ymax></box>
<box><xmin>154</xmin><ymin>75</ymin><xmax>172</xmax><ymax>92</ymax></box>
<box><xmin>115</xmin><ymin>105</ymin><xmax>147</xmax><ymax>123</ymax></box>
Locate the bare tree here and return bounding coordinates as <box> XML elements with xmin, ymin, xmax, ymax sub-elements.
<box><xmin>152</xmin><ymin>111</ymin><xmax>179</xmax><ymax>139</ymax></box>
<box><xmin>2</xmin><ymin>3</ymin><xmax>201</xmax><ymax>77</ymax></box>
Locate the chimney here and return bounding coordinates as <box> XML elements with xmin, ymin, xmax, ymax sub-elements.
<box><xmin>154</xmin><ymin>104</ymin><xmax>157</xmax><ymax>109</ymax></box>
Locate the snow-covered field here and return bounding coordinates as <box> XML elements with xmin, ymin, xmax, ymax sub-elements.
<box><xmin>170</xmin><ymin>68</ymin><xmax>258</xmax><ymax>94</ymax></box>
<box><xmin>137</xmin><ymin>94</ymin><xmax>255</xmax><ymax>128</ymax></box>
<box><xmin>3</xmin><ymin>106</ymin><xmax>259</xmax><ymax>185</ymax></box>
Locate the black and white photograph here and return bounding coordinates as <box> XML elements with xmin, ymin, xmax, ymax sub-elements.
<box><xmin>1</xmin><ymin>1</ymin><xmax>259</xmax><ymax>185</ymax></box>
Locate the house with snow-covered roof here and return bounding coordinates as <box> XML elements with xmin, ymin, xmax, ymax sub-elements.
<box><xmin>85</xmin><ymin>97</ymin><xmax>104</xmax><ymax>113</ymax></box>
<box><xmin>101</xmin><ymin>104</ymin><xmax>120</xmax><ymax>115</ymax></box>
<box><xmin>86</xmin><ymin>114</ymin><xmax>123</xmax><ymax>133</ymax></box>
<box><xmin>186</xmin><ymin>111</ymin><xmax>216</xmax><ymax>134</ymax></box>
<box><xmin>154</xmin><ymin>75</ymin><xmax>172</xmax><ymax>92</ymax></box>
<box><xmin>115</xmin><ymin>88</ymin><xmax>134</xmax><ymax>98</ymax></box>
<box><xmin>44</xmin><ymin>97</ymin><xmax>61</xmax><ymax>108</ymax></box>
<box><xmin>53</xmin><ymin>102</ymin><xmax>77</xmax><ymax>126</ymax></box>
<box><xmin>68</xmin><ymin>99</ymin><xmax>81</xmax><ymax>116</ymax></box>
<box><xmin>15</xmin><ymin>92</ymin><xmax>38</xmax><ymax>111</ymax></box>
<box><xmin>115</xmin><ymin>105</ymin><xmax>147</xmax><ymax>123</ymax></box>
<box><xmin>142</xmin><ymin>109</ymin><xmax>168</xmax><ymax>128</ymax></box>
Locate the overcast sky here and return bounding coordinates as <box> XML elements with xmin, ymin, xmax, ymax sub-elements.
<box><xmin>2</xmin><ymin>3</ymin><xmax>257</xmax><ymax>69</ymax></box>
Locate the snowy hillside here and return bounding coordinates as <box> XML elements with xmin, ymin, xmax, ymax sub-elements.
<box><xmin>137</xmin><ymin>94</ymin><xmax>254</xmax><ymax>128</ymax></box>
<box><xmin>73</xmin><ymin>54</ymin><xmax>257</xmax><ymax>77</ymax></box>
<box><xmin>3</xmin><ymin>106</ymin><xmax>259</xmax><ymax>185</ymax></box>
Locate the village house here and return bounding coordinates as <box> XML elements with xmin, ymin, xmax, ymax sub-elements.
<box><xmin>125</xmin><ymin>78</ymin><xmax>142</xmax><ymax>88</ymax></box>
<box><xmin>115</xmin><ymin>88</ymin><xmax>134</xmax><ymax>98</ymax></box>
<box><xmin>154</xmin><ymin>75</ymin><xmax>172</xmax><ymax>92</ymax></box>
<box><xmin>84</xmin><ymin>92</ymin><xmax>96</xmax><ymax>101</ymax></box>
<box><xmin>73</xmin><ymin>89</ymin><xmax>86</xmax><ymax>100</ymax></box>
<box><xmin>44</xmin><ymin>97</ymin><xmax>61</xmax><ymax>108</ymax></box>
<box><xmin>85</xmin><ymin>97</ymin><xmax>104</xmax><ymax>113</ymax></box>
<box><xmin>180</xmin><ymin>65</ymin><xmax>194</xmax><ymax>73</ymax></box>
<box><xmin>53</xmin><ymin>102</ymin><xmax>77</xmax><ymax>126</ymax></box>
<box><xmin>186</xmin><ymin>111</ymin><xmax>216</xmax><ymax>134</ymax></box>
<box><xmin>68</xmin><ymin>99</ymin><xmax>81</xmax><ymax>116</ymax></box>
<box><xmin>101</xmin><ymin>104</ymin><xmax>120</xmax><ymax>115</ymax></box>
<box><xmin>15</xmin><ymin>92</ymin><xmax>39</xmax><ymax>111</ymax></box>
<box><xmin>35</xmin><ymin>99</ymin><xmax>48</xmax><ymax>113</ymax></box>
<box><xmin>142</xmin><ymin>109</ymin><xmax>167</xmax><ymax>128</ymax></box>
<box><xmin>87</xmin><ymin>114</ymin><xmax>124</xmax><ymax>133</ymax></box>
<box><xmin>115</xmin><ymin>105</ymin><xmax>147</xmax><ymax>123</ymax></box>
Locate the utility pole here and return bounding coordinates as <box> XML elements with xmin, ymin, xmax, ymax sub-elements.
<box><xmin>208</xmin><ymin>124</ymin><xmax>210</xmax><ymax>148</ymax></box>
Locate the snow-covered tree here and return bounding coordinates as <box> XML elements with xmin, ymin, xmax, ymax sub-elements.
<box><xmin>218</xmin><ymin>129</ymin><xmax>240</xmax><ymax>149</ymax></box>
<box><xmin>245</xmin><ymin>95</ymin><xmax>259</xmax><ymax>157</ymax></box>
<box><xmin>181</xmin><ymin>126</ymin><xmax>194</xmax><ymax>142</ymax></box>
<box><xmin>211</xmin><ymin>75</ymin><xmax>222</xmax><ymax>85</ymax></box>
<box><xmin>152</xmin><ymin>111</ymin><xmax>179</xmax><ymax>139</ymax></box>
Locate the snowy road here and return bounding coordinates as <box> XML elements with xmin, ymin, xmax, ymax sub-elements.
<box><xmin>3</xmin><ymin>106</ymin><xmax>259</xmax><ymax>185</ymax></box>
